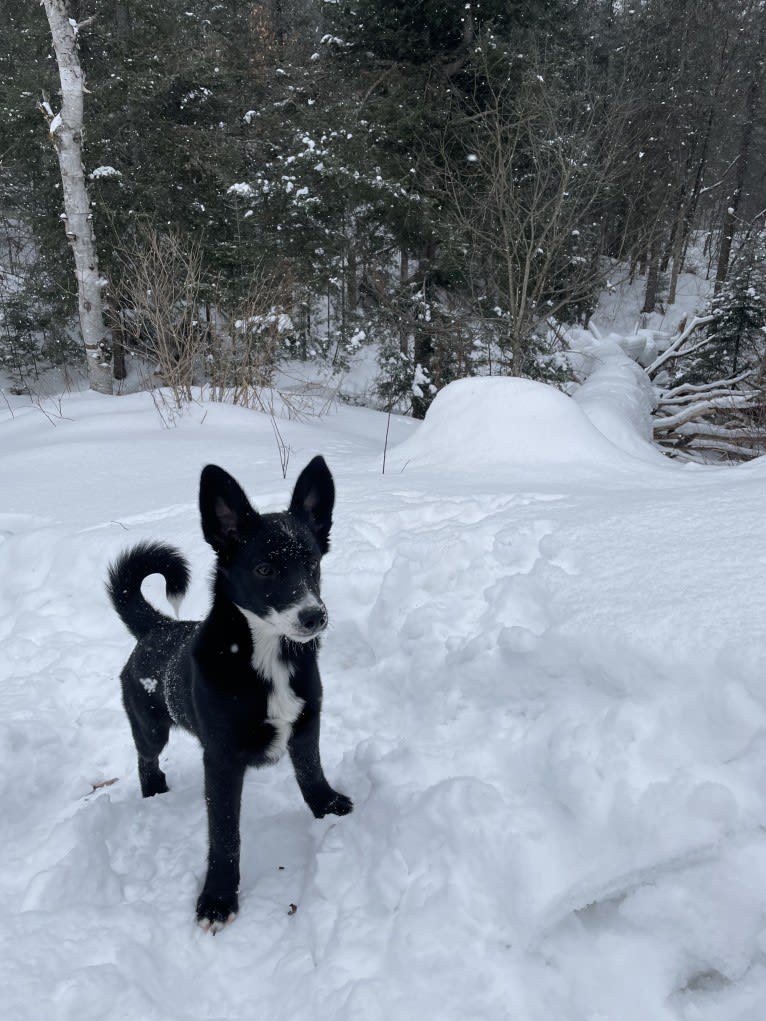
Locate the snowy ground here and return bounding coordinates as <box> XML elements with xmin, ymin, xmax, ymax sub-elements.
<box><xmin>2</xmin><ymin>365</ymin><xmax>766</xmax><ymax>1021</ymax></box>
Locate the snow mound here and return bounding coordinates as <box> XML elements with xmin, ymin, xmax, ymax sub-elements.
<box><xmin>388</xmin><ymin>376</ymin><xmax>626</xmax><ymax>470</ymax></box>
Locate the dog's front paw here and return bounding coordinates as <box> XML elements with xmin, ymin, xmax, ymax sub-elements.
<box><xmin>312</xmin><ymin>790</ymin><xmax>353</xmax><ymax>819</ymax></box>
<box><xmin>196</xmin><ymin>891</ymin><xmax>238</xmax><ymax>933</ymax></box>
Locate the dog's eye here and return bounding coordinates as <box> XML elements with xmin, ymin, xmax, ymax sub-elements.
<box><xmin>311</xmin><ymin>560</ymin><xmax>320</xmax><ymax>573</ymax></box>
<box><xmin>254</xmin><ymin>563</ymin><xmax>275</xmax><ymax>578</ymax></box>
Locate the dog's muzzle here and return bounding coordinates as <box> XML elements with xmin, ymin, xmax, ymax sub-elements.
<box><xmin>296</xmin><ymin>603</ymin><xmax>328</xmax><ymax>637</ymax></box>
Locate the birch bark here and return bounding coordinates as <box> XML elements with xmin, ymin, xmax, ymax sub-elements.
<box><xmin>41</xmin><ymin>0</ymin><xmax>112</xmax><ymax>394</ymax></box>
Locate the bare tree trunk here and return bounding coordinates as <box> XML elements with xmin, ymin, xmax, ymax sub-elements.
<box><xmin>346</xmin><ymin>243</ymin><xmax>358</xmax><ymax>312</ymax></box>
<box><xmin>668</xmin><ymin>200</ymin><xmax>689</xmax><ymax>305</ymax></box>
<box><xmin>714</xmin><ymin>15</ymin><xmax>765</xmax><ymax>294</ymax></box>
<box><xmin>41</xmin><ymin>0</ymin><xmax>112</xmax><ymax>394</ymax></box>
<box><xmin>273</xmin><ymin>0</ymin><xmax>285</xmax><ymax>61</ymax></box>
<box><xmin>399</xmin><ymin>247</ymin><xmax>409</xmax><ymax>355</ymax></box>
<box><xmin>111</xmin><ymin>309</ymin><xmax>127</xmax><ymax>381</ymax></box>
<box><xmin>641</xmin><ymin>242</ymin><xmax>660</xmax><ymax>314</ymax></box>
<box><xmin>411</xmin><ymin>259</ymin><xmax>434</xmax><ymax>420</ymax></box>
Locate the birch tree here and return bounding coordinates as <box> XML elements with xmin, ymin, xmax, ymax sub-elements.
<box><xmin>39</xmin><ymin>0</ymin><xmax>112</xmax><ymax>394</ymax></box>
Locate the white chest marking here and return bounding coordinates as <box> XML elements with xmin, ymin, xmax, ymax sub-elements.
<box><xmin>234</xmin><ymin>604</ymin><xmax>305</xmax><ymax>763</ymax></box>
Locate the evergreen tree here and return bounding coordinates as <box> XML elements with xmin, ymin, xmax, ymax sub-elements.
<box><xmin>323</xmin><ymin>0</ymin><xmax>569</xmax><ymax>65</ymax></box>
<box><xmin>706</xmin><ymin>233</ymin><xmax>766</xmax><ymax>378</ymax></box>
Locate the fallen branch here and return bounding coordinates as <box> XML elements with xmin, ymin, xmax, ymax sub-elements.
<box><xmin>659</xmin><ymin>386</ymin><xmax>758</xmax><ymax>408</ymax></box>
<box><xmin>661</xmin><ymin>434</ymin><xmax>765</xmax><ymax>459</ymax></box>
<box><xmin>645</xmin><ymin>315</ymin><xmax>716</xmax><ymax>378</ymax></box>
<box><xmin>653</xmin><ymin>393</ymin><xmax>759</xmax><ymax>433</ymax></box>
<box><xmin>676</xmin><ymin>424</ymin><xmax>765</xmax><ymax>443</ymax></box>
<box><xmin>659</xmin><ymin>370</ymin><xmax>753</xmax><ymax>401</ymax></box>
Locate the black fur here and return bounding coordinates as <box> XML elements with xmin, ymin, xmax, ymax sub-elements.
<box><xmin>107</xmin><ymin>456</ymin><xmax>352</xmax><ymax>930</ymax></box>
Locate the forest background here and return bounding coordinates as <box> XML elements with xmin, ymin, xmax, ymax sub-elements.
<box><xmin>2</xmin><ymin>0</ymin><xmax>766</xmax><ymax>446</ymax></box>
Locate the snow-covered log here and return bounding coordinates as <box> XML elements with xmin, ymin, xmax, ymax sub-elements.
<box><xmin>565</xmin><ymin>324</ymin><xmax>766</xmax><ymax>463</ymax></box>
<box><xmin>40</xmin><ymin>0</ymin><xmax>112</xmax><ymax>395</ymax></box>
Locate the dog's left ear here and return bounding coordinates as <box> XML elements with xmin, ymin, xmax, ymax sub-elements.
<box><xmin>289</xmin><ymin>455</ymin><xmax>334</xmax><ymax>554</ymax></box>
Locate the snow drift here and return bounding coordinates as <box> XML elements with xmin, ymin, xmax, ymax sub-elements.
<box><xmin>388</xmin><ymin>375</ymin><xmax>629</xmax><ymax>470</ymax></box>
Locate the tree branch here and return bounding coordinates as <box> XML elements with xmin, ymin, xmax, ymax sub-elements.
<box><xmin>645</xmin><ymin>315</ymin><xmax>716</xmax><ymax>378</ymax></box>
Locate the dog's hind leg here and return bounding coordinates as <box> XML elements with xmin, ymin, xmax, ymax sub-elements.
<box><xmin>121</xmin><ymin>673</ymin><xmax>172</xmax><ymax>798</ymax></box>
<box><xmin>136</xmin><ymin>732</ymin><xmax>170</xmax><ymax>798</ymax></box>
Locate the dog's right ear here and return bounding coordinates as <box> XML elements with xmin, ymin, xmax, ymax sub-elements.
<box><xmin>199</xmin><ymin>465</ymin><xmax>258</xmax><ymax>554</ymax></box>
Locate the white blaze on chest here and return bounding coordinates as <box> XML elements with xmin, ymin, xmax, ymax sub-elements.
<box><xmin>234</xmin><ymin>604</ymin><xmax>305</xmax><ymax>762</ymax></box>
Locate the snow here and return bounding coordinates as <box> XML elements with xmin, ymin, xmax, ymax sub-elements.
<box><xmin>226</xmin><ymin>182</ymin><xmax>256</xmax><ymax>199</ymax></box>
<box><xmin>592</xmin><ymin>255</ymin><xmax>711</xmax><ymax>341</ymax></box>
<box><xmin>388</xmin><ymin>369</ymin><xmax>641</xmax><ymax>470</ymax></box>
<box><xmin>89</xmin><ymin>166</ymin><xmax>123</xmax><ymax>181</ymax></box>
<box><xmin>2</xmin><ymin>374</ymin><xmax>766</xmax><ymax>1021</ymax></box>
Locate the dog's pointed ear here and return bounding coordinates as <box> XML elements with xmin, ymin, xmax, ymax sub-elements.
<box><xmin>199</xmin><ymin>465</ymin><xmax>258</xmax><ymax>554</ymax></box>
<box><xmin>289</xmin><ymin>456</ymin><xmax>334</xmax><ymax>554</ymax></box>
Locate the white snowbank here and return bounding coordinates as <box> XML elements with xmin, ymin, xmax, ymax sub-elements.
<box><xmin>387</xmin><ymin>375</ymin><xmax>630</xmax><ymax>471</ymax></box>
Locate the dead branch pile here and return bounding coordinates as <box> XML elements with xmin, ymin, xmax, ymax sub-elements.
<box><xmin>647</xmin><ymin>316</ymin><xmax>766</xmax><ymax>461</ymax></box>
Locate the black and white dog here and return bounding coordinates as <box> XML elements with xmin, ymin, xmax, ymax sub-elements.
<box><xmin>107</xmin><ymin>456</ymin><xmax>352</xmax><ymax>931</ymax></box>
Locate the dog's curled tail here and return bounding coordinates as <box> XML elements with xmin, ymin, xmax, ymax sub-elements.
<box><xmin>107</xmin><ymin>541</ymin><xmax>190</xmax><ymax>639</ymax></box>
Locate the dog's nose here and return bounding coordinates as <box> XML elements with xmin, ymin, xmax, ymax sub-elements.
<box><xmin>298</xmin><ymin>605</ymin><xmax>327</xmax><ymax>634</ymax></box>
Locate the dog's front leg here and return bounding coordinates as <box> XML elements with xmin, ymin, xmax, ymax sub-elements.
<box><xmin>288</xmin><ymin>707</ymin><xmax>353</xmax><ymax>819</ymax></box>
<box><xmin>196</xmin><ymin>753</ymin><xmax>245</xmax><ymax>932</ymax></box>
